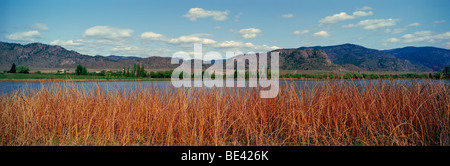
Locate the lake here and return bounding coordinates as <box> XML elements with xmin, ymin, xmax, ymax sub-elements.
<box><xmin>1</xmin><ymin>80</ymin><xmax>449</xmax><ymax>95</ymax></box>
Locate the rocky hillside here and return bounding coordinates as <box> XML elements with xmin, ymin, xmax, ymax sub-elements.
<box><xmin>0</xmin><ymin>42</ymin><xmax>171</xmax><ymax>70</ymax></box>
<box><xmin>272</xmin><ymin>48</ymin><xmax>343</xmax><ymax>71</ymax></box>
<box><xmin>300</xmin><ymin>43</ymin><xmax>431</xmax><ymax>72</ymax></box>
<box><xmin>0</xmin><ymin>42</ymin><xmax>125</xmax><ymax>69</ymax></box>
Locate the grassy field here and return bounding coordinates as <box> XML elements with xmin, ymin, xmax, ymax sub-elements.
<box><xmin>0</xmin><ymin>80</ymin><xmax>449</xmax><ymax>146</ymax></box>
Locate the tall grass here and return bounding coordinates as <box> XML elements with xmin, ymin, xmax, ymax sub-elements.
<box><xmin>0</xmin><ymin>80</ymin><xmax>449</xmax><ymax>146</ymax></box>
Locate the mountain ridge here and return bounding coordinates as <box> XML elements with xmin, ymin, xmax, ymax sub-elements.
<box><xmin>383</xmin><ymin>46</ymin><xmax>450</xmax><ymax>71</ymax></box>
<box><xmin>298</xmin><ymin>43</ymin><xmax>431</xmax><ymax>72</ymax></box>
<box><xmin>1</xmin><ymin>41</ymin><xmax>448</xmax><ymax>72</ymax></box>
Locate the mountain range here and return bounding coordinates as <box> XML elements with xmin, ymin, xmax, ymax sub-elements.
<box><xmin>1</xmin><ymin>41</ymin><xmax>449</xmax><ymax>72</ymax></box>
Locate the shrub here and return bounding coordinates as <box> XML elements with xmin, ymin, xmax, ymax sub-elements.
<box><xmin>16</xmin><ymin>65</ymin><xmax>30</xmax><ymax>73</ymax></box>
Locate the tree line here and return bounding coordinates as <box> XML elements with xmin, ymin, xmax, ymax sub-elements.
<box><xmin>281</xmin><ymin>70</ymin><xmax>450</xmax><ymax>79</ymax></box>
<box><xmin>4</xmin><ymin>63</ymin><xmax>450</xmax><ymax>80</ymax></box>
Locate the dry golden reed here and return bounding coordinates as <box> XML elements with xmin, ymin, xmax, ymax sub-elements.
<box><xmin>0</xmin><ymin>80</ymin><xmax>449</xmax><ymax>146</ymax></box>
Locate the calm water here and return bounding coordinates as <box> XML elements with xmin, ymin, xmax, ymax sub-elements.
<box><xmin>0</xmin><ymin>80</ymin><xmax>449</xmax><ymax>94</ymax></box>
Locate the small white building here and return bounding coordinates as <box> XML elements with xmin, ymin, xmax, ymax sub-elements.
<box><xmin>58</xmin><ymin>69</ymin><xmax>71</xmax><ymax>73</ymax></box>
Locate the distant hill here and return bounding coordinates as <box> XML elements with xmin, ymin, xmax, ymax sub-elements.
<box><xmin>299</xmin><ymin>43</ymin><xmax>431</xmax><ymax>72</ymax></box>
<box><xmin>1</xmin><ymin>41</ymin><xmax>448</xmax><ymax>72</ymax></box>
<box><xmin>105</xmin><ymin>55</ymin><xmax>141</xmax><ymax>61</ymax></box>
<box><xmin>0</xmin><ymin>42</ymin><xmax>128</xmax><ymax>69</ymax></box>
<box><xmin>383</xmin><ymin>46</ymin><xmax>450</xmax><ymax>71</ymax></box>
<box><xmin>0</xmin><ymin>42</ymin><xmax>174</xmax><ymax>70</ymax></box>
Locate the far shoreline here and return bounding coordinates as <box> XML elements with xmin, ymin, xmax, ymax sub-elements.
<box><xmin>1</xmin><ymin>77</ymin><xmax>448</xmax><ymax>82</ymax></box>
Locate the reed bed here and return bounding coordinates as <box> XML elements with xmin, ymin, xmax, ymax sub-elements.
<box><xmin>0</xmin><ymin>80</ymin><xmax>449</xmax><ymax>146</ymax></box>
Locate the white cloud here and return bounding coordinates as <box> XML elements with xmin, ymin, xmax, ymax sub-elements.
<box><xmin>238</xmin><ymin>28</ymin><xmax>262</xmax><ymax>39</ymax></box>
<box><xmin>140</xmin><ymin>32</ymin><xmax>216</xmax><ymax>46</ymax></box>
<box><xmin>48</xmin><ymin>40</ymin><xmax>86</xmax><ymax>52</ymax></box>
<box><xmin>50</xmin><ymin>40</ymin><xmax>83</xmax><ymax>46</ymax></box>
<box><xmin>213</xmin><ymin>40</ymin><xmax>279</xmax><ymax>53</ymax></box>
<box><xmin>313</xmin><ymin>31</ymin><xmax>330</xmax><ymax>38</ymax></box>
<box><xmin>385</xmin><ymin>38</ymin><xmax>400</xmax><ymax>43</ymax></box>
<box><xmin>383</xmin><ymin>31</ymin><xmax>450</xmax><ymax>45</ymax></box>
<box><xmin>408</xmin><ymin>22</ymin><xmax>420</xmax><ymax>27</ymax></box>
<box><xmin>385</xmin><ymin>28</ymin><xmax>406</xmax><ymax>34</ymax></box>
<box><xmin>214</xmin><ymin>26</ymin><xmax>222</xmax><ymax>29</ymax></box>
<box><xmin>402</xmin><ymin>31</ymin><xmax>444</xmax><ymax>43</ymax></box>
<box><xmin>111</xmin><ymin>46</ymin><xmax>139</xmax><ymax>52</ymax></box>
<box><xmin>252</xmin><ymin>44</ymin><xmax>280</xmax><ymax>51</ymax></box>
<box><xmin>214</xmin><ymin>40</ymin><xmax>253</xmax><ymax>48</ymax></box>
<box><xmin>183</xmin><ymin>8</ymin><xmax>229</xmax><ymax>21</ymax></box>
<box><xmin>434</xmin><ymin>20</ymin><xmax>446</xmax><ymax>24</ymax></box>
<box><xmin>110</xmin><ymin>45</ymin><xmax>171</xmax><ymax>57</ymax></box>
<box><xmin>140</xmin><ymin>32</ymin><xmax>167</xmax><ymax>41</ymax></box>
<box><xmin>293</xmin><ymin>30</ymin><xmax>310</xmax><ymax>35</ymax></box>
<box><xmin>319</xmin><ymin>10</ymin><xmax>373</xmax><ymax>24</ymax></box>
<box><xmin>343</xmin><ymin>18</ymin><xmax>397</xmax><ymax>30</ymax></box>
<box><xmin>320</xmin><ymin>12</ymin><xmax>353</xmax><ymax>24</ymax></box>
<box><xmin>385</xmin><ymin>22</ymin><xmax>420</xmax><ymax>34</ymax></box>
<box><xmin>281</xmin><ymin>14</ymin><xmax>294</xmax><ymax>18</ymax></box>
<box><xmin>30</xmin><ymin>23</ymin><xmax>49</xmax><ymax>31</ymax></box>
<box><xmin>189</xmin><ymin>33</ymin><xmax>213</xmax><ymax>37</ymax></box>
<box><xmin>358</xmin><ymin>6</ymin><xmax>373</xmax><ymax>11</ymax></box>
<box><xmin>352</xmin><ymin>10</ymin><xmax>373</xmax><ymax>17</ymax></box>
<box><xmin>83</xmin><ymin>26</ymin><xmax>134</xmax><ymax>40</ymax></box>
<box><xmin>5</xmin><ymin>30</ymin><xmax>41</xmax><ymax>41</ymax></box>
<box><xmin>168</xmin><ymin>35</ymin><xmax>217</xmax><ymax>45</ymax></box>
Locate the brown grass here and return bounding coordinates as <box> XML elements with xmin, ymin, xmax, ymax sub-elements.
<box><xmin>0</xmin><ymin>80</ymin><xmax>449</xmax><ymax>146</ymax></box>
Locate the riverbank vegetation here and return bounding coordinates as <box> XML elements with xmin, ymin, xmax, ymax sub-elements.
<box><xmin>1</xmin><ymin>70</ymin><xmax>449</xmax><ymax>80</ymax></box>
<box><xmin>1</xmin><ymin>64</ymin><xmax>449</xmax><ymax>80</ymax></box>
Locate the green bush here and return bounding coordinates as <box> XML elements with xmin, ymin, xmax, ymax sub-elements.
<box><xmin>16</xmin><ymin>65</ymin><xmax>30</xmax><ymax>73</ymax></box>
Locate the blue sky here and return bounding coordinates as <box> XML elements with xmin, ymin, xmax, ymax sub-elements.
<box><xmin>1</xmin><ymin>0</ymin><xmax>449</xmax><ymax>58</ymax></box>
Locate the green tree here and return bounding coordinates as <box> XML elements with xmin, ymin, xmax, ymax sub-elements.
<box><xmin>98</xmin><ymin>70</ymin><xmax>106</xmax><ymax>76</ymax></box>
<box><xmin>105</xmin><ymin>72</ymin><xmax>112</xmax><ymax>79</ymax></box>
<box><xmin>139</xmin><ymin>64</ymin><xmax>147</xmax><ymax>77</ymax></box>
<box><xmin>353</xmin><ymin>73</ymin><xmax>363</xmax><ymax>79</ymax></box>
<box><xmin>16</xmin><ymin>65</ymin><xmax>30</xmax><ymax>73</ymax></box>
<box><xmin>433</xmin><ymin>72</ymin><xmax>443</xmax><ymax>79</ymax></box>
<box><xmin>8</xmin><ymin>63</ymin><xmax>16</xmax><ymax>73</ymax></box>
<box><xmin>344</xmin><ymin>73</ymin><xmax>353</xmax><ymax>79</ymax></box>
<box><xmin>75</xmin><ymin>65</ymin><xmax>88</xmax><ymax>75</ymax></box>
<box><xmin>369</xmin><ymin>73</ymin><xmax>380</xmax><ymax>79</ymax></box>
<box><xmin>129</xmin><ymin>64</ymin><xmax>147</xmax><ymax>77</ymax></box>
<box><xmin>75</xmin><ymin>65</ymin><xmax>83</xmax><ymax>75</ymax></box>
<box><xmin>150</xmin><ymin>71</ymin><xmax>156</xmax><ymax>78</ymax></box>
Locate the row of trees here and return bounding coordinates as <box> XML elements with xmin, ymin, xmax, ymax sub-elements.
<box><xmin>5</xmin><ymin>63</ymin><xmax>29</xmax><ymax>73</ymax></box>
<box><xmin>75</xmin><ymin>64</ymin><xmax>150</xmax><ymax>78</ymax></box>
<box><xmin>78</xmin><ymin>65</ymin><xmax>450</xmax><ymax>80</ymax></box>
<box><xmin>281</xmin><ymin>71</ymin><xmax>449</xmax><ymax>79</ymax></box>
<box><xmin>123</xmin><ymin>64</ymin><xmax>147</xmax><ymax>77</ymax></box>
<box><xmin>6</xmin><ymin>63</ymin><xmax>450</xmax><ymax>79</ymax></box>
